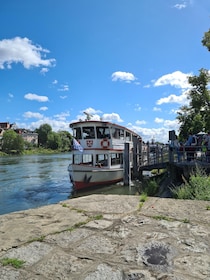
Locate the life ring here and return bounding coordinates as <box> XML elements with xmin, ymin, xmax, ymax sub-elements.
<box><xmin>101</xmin><ymin>139</ymin><xmax>110</xmax><ymax>149</ymax></box>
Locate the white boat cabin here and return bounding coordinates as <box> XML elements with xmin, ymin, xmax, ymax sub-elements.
<box><xmin>69</xmin><ymin>121</ymin><xmax>141</xmax><ymax>169</ymax></box>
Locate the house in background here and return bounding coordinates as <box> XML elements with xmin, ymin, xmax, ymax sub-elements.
<box><xmin>15</xmin><ymin>129</ymin><xmax>38</xmax><ymax>145</ymax></box>
<box><xmin>0</xmin><ymin>122</ymin><xmax>38</xmax><ymax>146</ymax></box>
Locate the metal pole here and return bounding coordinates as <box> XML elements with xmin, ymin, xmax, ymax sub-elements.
<box><xmin>124</xmin><ymin>142</ymin><xmax>131</xmax><ymax>186</ymax></box>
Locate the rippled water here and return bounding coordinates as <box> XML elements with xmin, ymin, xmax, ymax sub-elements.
<box><xmin>0</xmin><ymin>153</ymin><xmax>72</xmax><ymax>215</ymax></box>
<box><xmin>0</xmin><ymin>153</ymin><xmax>139</xmax><ymax>215</ymax></box>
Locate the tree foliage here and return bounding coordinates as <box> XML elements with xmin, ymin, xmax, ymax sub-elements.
<box><xmin>0</xmin><ymin>124</ymin><xmax>72</xmax><ymax>154</ymax></box>
<box><xmin>202</xmin><ymin>29</ymin><xmax>210</xmax><ymax>51</ymax></box>
<box><xmin>57</xmin><ymin>131</ymin><xmax>72</xmax><ymax>151</ymax></box>
<box><xmin>177</xmin><ymin>28</ymin><xmax>210</xmax><ymax>140</ymax></box>
<box><xmin>177</xmin><ymin>69</ymin><xmax>210</xmax><ymax>140</ymax></box>
<box><xmin>2</xmin><ymin>130</ymin><xmax>24</xmax><ymax>154</ymax></box>
<box><xmin>35</xmin><ymin>124</ymin><xmax>72</xmax><ymax>151</ymax></box>
<box><xmin>35</xmin><ymin>124</ymin><xmax>52</xmax><ymax>147</ymax></box>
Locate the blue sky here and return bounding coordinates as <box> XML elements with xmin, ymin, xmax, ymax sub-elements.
<box><xmin>0</xmin><ymin>0</ymin><xmax>209</xmax><ymax>143</ymax></box>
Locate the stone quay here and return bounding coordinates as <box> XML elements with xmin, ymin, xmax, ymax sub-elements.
<box><xmin>0</xmin><ymin>194</ymin><xmax>210</xmax><ymax>279</ymax></box>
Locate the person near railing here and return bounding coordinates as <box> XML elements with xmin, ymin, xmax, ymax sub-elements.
<box><xmin>184</xmin><ymin>132</ymin><xmax>197</xmax><ymax>161</ymax></box>
<box><xmin>203</xmin><ymin>131</ymin><xmax>210</xmax><ymax>162</ymax></box>
<box><xmin>173</xmin><ymin>135</ymin><xmax>181</xmax><ymax>162</ymax></box>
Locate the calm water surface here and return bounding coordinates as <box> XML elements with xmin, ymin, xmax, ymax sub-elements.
<box><xmin>0</xmin><ymin>153</ymin><xmax>138</xmax><ymax>215</ymax></box>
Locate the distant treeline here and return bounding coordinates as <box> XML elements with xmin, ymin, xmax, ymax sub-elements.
<box><xmin>0</xmin><ymin>123</ymin><xmax>73</xmax><ymax>155</ymax></box>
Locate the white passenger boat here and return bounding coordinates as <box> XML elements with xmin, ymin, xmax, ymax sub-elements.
<box><xmin>68</xmin><ymin>119</ymin><xmax>142</xmax><ymax>191</ymax></box>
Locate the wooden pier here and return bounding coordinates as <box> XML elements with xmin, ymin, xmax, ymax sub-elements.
<box><xmin>124</xmin><ymin>142</ymin><xmax>210</xmax><ymax>185</ymax></box>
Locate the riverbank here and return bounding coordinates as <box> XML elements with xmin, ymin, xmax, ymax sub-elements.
<box><xmin>0</xmin><ymin>194</ymin><xmax>210</xmax><ymax>279</ymax></box>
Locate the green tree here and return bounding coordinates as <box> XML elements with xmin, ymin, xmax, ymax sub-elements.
<box><xmin>57</xmin><ymin>131</ymin><xmax>72</xmax><ymax>151</ymax></box>
<box><xmin>46</xmin><ymin>131</ymin><xmax>62</xmax><ymax>150</ymax></box>
<box><xmin>202</xmin><ymin>29</ymin><xmax>210</xmax><ymax>51</ymax></box>
<box><xmin>177</xmin><ymin>69</ymin><xmax>210</xmax><ymax>140</ymax></box>
<box><xmin>2</xmin><ymin>130</ymin><xmax>24</xmax><ymax>154</ymax></box>
<box><xmin>35</xmin><ymin>124</ymin><xmax>52</xmax><ymax>147</ymax></box>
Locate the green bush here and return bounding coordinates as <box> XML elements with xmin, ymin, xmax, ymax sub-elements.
<box><xmin>171</xmin><ymin>165</ymin><xmax>210</xmax><ymax>201</ymax></box>
<box><xmin>142</xmin><ymin>179</ymin><xmax>159</xmax><ymax>196</ymax></box>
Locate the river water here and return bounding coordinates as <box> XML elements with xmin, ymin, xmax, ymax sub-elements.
<box><xmin>0</xmin><ymin>153</ymin><xmax>138</xmax><ymax>215</ymax></box>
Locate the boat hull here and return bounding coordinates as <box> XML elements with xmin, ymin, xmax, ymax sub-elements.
<box><xmin>68</xmin><ymin>165</ymin><xmax>123</xmax><ymax>190</ymax></box>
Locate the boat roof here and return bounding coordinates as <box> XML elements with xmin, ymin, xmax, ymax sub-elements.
<box><xmin>70</xmin><ymin>120</ymin><xmax>141</xmax><ymax>138</ymax></box>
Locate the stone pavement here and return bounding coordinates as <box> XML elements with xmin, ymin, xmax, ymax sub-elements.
<box><xmin>0</xmin><ymin>194</ymin><xmax>210</xmax><ymax>279</ymax></box>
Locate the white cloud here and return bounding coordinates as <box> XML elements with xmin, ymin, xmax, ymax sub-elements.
<box><xmin>40</xmin><ymin>106</ymin><xmax>48</xmax><ymax>111</ymax></box>
<box><xmin>156</xmin><ymin>89</ymin><xmax>189</xmax><ymax>105</ymax></box>
<box><xmin>8</xmin><ymin>93</ymin><xmax>14</xmax><ymax>98</ymax></box>
<box><xmin>154</xmin><ymin>71</ymin><xmax>191</xmax><ymax>89</ymax></box>
<box><xmin>153</xmin><ymin>107</ymin><xmax>161</xmax><ymax>112</ymax></box>
<box><xmin>23</xmin><ymin>111</ymin><xmax>43</xmax><ymax>119</ymax></box>
<box><xmin>144</xmin><ymin>84</ymin><xmax>151</xmax><ymax>88</ymax></box>
<box><xmin>22</xmin><ymin>118</ymin><xmax>70</xmax><ymax>132</ymax></box>
<box><xmin>54</xmin><ymin>111</ymin><xmax>70</xmax><ymax>121</ymax></box>
<box><xmin>111</xmin><ymin>71</ymin><xmax>137</xmax><ymax>83</ymax></box>
<box><xmin>128</xmin><ymin>118</ymin><xmax>180</xmax><ymax>143</ymax></box>
<box><xmin>17</xmin><ymin>110</ymin><xmax>71</xmax><ymax>132</ymax></box>
<box><xmin>134</xmin><ymin>104</ymin><xmax>141</xmax><ymax>111</ymax></box>
<box><xmin>155</xmin><ymin>117</ymin><xmax>164</xmax><ymax>123</ymax></box>
<box><xmin>52</xmin><ymin>79</ymin><xmax>58</xmax><ymax>84</ymax></box>
<box><xmin>102</xmin><ymin>113</ymin><xmax>123</xmax><ymax>122</ymax></box>
<box><xmin>135</xmin><ymin>120</ymin><xmax>146</xmax><ymax>125</ymax></box>
<box><xmin>60</xmin><ymin>95</ymin><xmax>68</xmax><ymax>99</ymax></box>
<box><xmin>0</xmin><ymin>37</ymin><xmax>56</xmax><ymax>70</ymax></box>
<box><xmin>73</xmin><ymin>108</ymin><xmax>123</xmax><ymax>123</ymax></box>
<box><xmin>58</xmin><ymin>84</ymin><xmax>69</xmax><ymax>91</ymax></box>
<box><xmin>24</xmin><ymin>93</ymin><xmax>49</xmax><ymax>102</ymax></box>
<box><xmin>173</xmin><ymin>3</ymin><xmax>187</xmax><ymax>9</ymax></box>
<box><xmin>40</xmin><ymin>67</ymin><xmax>49</xmax><ymax>75</ymax></box>
<box><xmin>82</xmin><ymin>107</ymin><xmax>102</xmax><ymax>116</ymax></box>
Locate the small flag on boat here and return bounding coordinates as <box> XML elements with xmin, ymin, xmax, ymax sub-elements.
<box><xmin>72</xmin><ymin>138</ymin><xmax>83</xmax><ymax>152</ymax></box>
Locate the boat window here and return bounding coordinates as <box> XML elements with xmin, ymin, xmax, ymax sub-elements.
<box><xmin>111</xmin><ymin>153</ymin><xmax>123</xmax><ymax>165</ymax></box>
<box><xmin>112</xmin><ymin>128</ymin><xmax>119</xmax><ymax>139</ymax></box>
<box><xmin>112</xmin><ymin>128</ymin><xmax>124</xmax><ymax>140</ymax></box>
<box><xmin>73</xmin><ymin>154</ymin><xmax>82</xmax><ymax>164</ymax></box>
<box><xmin>82</xmin><ymin>127</ymin><xmax>95</xmax><ymax>139</ymax></box>
<box><xmin>96</xmin><ymin>127</ymin><xmax>110</xmax><ymax>139</ymax></box>
<box><xmin>82</xmin><ymin>154</ymin><xmax>93</xmax><ymax>165</ymax></box>
<box><xmin>69</xmin><ymin>154</ymin><xmax>73</xmax><ymax>164</ymax></box>
<box><xmin>73</xmin><ymin>127</ymin><xmax>82</xmax><ymax>139</ymax></box>
<box><xmin>96</xmin><ymin>154</ymin><xmax>108</xmax><ymax>166</ymax></box>
<box><xmin>126</xmin><ymin>131</ymin><xmax>131</xmax><ymax>141</ymax></box>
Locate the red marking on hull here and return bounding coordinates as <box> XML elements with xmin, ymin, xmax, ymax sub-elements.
<box><xmin>74</xmin><ymin>178</ymin><xmax>122</xmax><ymax>191</ymax></box>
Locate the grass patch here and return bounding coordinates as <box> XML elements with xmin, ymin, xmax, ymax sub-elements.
<box><xmin>171</xmin><ymin>165</ymin><xmax>210</xmax><ymax>201</ymax></box>
<box><xmin>28</xmin><ymin>235</ymin><xmax>45</xmax><ymax>243</ymax></box>
<box><xmin>139</xmin><ymin>193</ymin><xmax>147</xmax><ymax>202</ymax></box>
<box><xmin>138</xmin><ymin>202</ymin><xmax>144</xmax><ymax>210</ymax></box>
<box><xmin>138</xmin><ymin>193</ymin><xmax>147</xmax><ymax>210</ymax></box>
<box><xmin>182</xmin><ymin>218</ymin><xmax>190</xmax><ymax>223</ymax></box>
<box><xmin>62</xmin><ymin>203</ymin><xmax>68</xmax><ymax>207</ymax></box>
<box><xmin>206</xmin><ymin>205</ymin><xmax>210</xmax><ymax>210</ymax></box>
<box><xmin>152</xmin><ymin>215</ymin><xmax>173</xmax><ymax>221</ymax></box>
<box><xmin>93</xmin><ymin>214</ymin><xmax>103</xmax><ymax>220</ymax></box>
<box><xmin>1</xmin><ymin>258</ymin><xmax>25</xmax><ymax>269</ymax></box>
<box><xmin>142</xmin><ymin>179</ymin><xmax>159</xmax><ymax>196</ymax></box>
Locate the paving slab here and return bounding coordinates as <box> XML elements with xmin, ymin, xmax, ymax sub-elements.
<box><xmin>0</xmin><ymin>194</ymin><xmax>210</xmax><ymax>279</ymax></box>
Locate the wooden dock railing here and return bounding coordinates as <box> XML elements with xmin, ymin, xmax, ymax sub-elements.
<box><xmin>139</xmin><ymin>144</ymin><xmax>210</xmax><ymax>170</ymax></box>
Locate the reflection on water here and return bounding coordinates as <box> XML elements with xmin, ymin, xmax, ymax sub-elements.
<box><xmin>0</xmin><ymin>153</ymin><xmax>140</xmax><ymax>215</ymax></box>
<box><xmin>72</xmin><ymin>182</ymin><xmax>139</xmax><ymax>199</ymax></box>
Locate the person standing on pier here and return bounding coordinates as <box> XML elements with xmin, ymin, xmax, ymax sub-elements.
<box><xmin>204</xmin><ymin>131</ymin><xmax>210</xmax><ymax>162</ymax></box>
<box><xmin>185</xmin><ymin>132</ymin><xmax>197</xmax><ymax>161</ymax></box>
